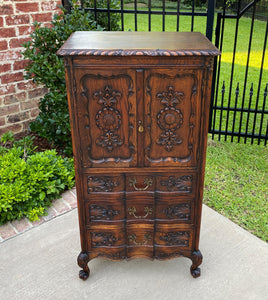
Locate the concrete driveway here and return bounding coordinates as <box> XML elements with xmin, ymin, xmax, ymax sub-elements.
<box><xmin>0</xmin><ymin>205</ymin><xmax>267</xmax><ymax>300</ymax></box>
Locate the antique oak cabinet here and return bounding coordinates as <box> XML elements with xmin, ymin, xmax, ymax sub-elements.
<box><xmin>58</xmin><ymin>32</ymin><xmax>220</xmax><ymax>280</ymax></box>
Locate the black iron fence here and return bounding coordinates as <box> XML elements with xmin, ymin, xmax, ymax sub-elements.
<box><xmin>62</xmin><ymin>0</ymin><xmax>267</xmax><ymax>145</ymax></box>
<box><xmin>211</xmin><ymin>0</ymin><xmax>268</xmax><ymax>145</ymax></box>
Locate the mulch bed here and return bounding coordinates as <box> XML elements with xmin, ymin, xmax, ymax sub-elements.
<box><xmin>1</xmin><ymin>130</ymin><xmax>58</xmax><ymax>153</ymax></box>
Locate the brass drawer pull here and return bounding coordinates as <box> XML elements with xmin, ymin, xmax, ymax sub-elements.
<box><xmin>128</xmin><ymin>206</ymin><xmax>153</xmax><ymax>219</ymax></box>
<box><xmin>128</xmin><ymin>233</ymin><xmax>152</xmax><ymax>246</ymax></box>
<box><xmin>129</xmin><ymin>178</ymin><xmax>153</xmax><ymax>191</ymax></box>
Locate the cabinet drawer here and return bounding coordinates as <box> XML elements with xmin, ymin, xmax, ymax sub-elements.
<box><xmin>85</xmin><ymin>199</ymin><xmax>124</xmax><ymax>224</ymax></box>
<box><xmin>127</xmin><ymin>224</ymin><xmax>154</xmax><ymax>247</ymax></box>
<box><xmin>155</xmin><ymin>225</ymin><xmax>193</xmax><ymax>250</ymax></box>
<box><xmin>126</xmin><ymin>196</ymin><xmax>154</xmax><ymax>222</ymax></box>
<box><xmin>156</xmin><ymin>173</ymin><xmax>196</xmax><ymax>195</ymax></box>
<box><xmin>126</xmin><ymin>224</ymin><xmax>154</xmax><ymax>258</ymax></box>
<box><xmin>85</xmin><ymin>174</ymin><xmax>124</xmax><ymax>194</ymax></box>
<box><xmin>88</xmin><ymin>226</ymin><xmax>125</xmax><ymax>249</ymax></box>
<box><xmin>156</xmin><ymin>198</ymin><xmax>194</xmax><ymax>223</ymax></box>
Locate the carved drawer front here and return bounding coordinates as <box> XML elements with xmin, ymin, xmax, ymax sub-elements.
<box><xmin>85</xmin><ymin>199</ymin><xmax>124</xmax><ymax>224</ymax></box>
<box><xmin>88</xmin><ymin>226</ymin><xmax>125</xmax><ymax>249</ymax></box>
<box><xmin>156</xmin><ymin>173</ymin><xmax>196</xmax><ymax>195</ymax></box>
<box><xmin>126</xmin><ymin>224</ymin><xmax>154</xmax><ymax>258</ymax></box>
<box><xmin>156</xmin><ymin>198</ymin><xmax>194</xmax><ymax>223</ymax></box>
<box><xmin>126</xmin><ymin>175</ymin><xmax>155</xmax><ymax>193</ymax></box>
<box><xmin>155</xmin><ymin>225</ymin><xmax>193</xmax><ymax>250</ymax></box>
<box><xmin>85</xmin><ymin>174</ymin><xmax>124</xmax><ymax>194</ymax></box>
<box><xmin>126</xmin><ymin>197</ymin><xmax>154</xmax><ymax>223</ymax></box>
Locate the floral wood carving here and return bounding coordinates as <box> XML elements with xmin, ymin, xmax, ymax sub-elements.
<box><xmin>87</xmin><ymin>176</ymin><xmax>119</xmax><ymax>193</ymax></box>
<box><xmin>160</xmin><ymin>175</ymin><xmax>193</xmax><ymax>192</ymax></box>
<box><xmin>156</xmin><ymin>86</ymin><xmax>184</xmax><ymax>151</ymax></box>
<box><xmin>91</xmin><ymin>232</ymin><xmax>118</xmax><ymax>247</ymax></box>
<box><xmin>160</xmin><ymin>231</ymin><xmax>190</xmax><ymax>246</ymax></box>
<box><xmin>163</xmin><ymin>203</ymin><xmax>191</xmax><ymax>220</ymax></box>
<box><xmin>90</xmin><ymin>205</ymin><xmax>120</xmax><ymax>221</ymax></box>
<box><xmin>94</xmin><ymin>86</ymin><xmax>123</xmax><ymax>152</ymax></box>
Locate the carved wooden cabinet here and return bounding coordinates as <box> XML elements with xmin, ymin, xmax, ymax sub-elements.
<box><xmin>58</xmin><ymin>31</ymin><xmax>220</xmax><ymax>280</ymax></box>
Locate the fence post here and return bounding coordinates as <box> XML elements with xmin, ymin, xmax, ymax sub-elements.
<box><xmin>206</xmin><ymin>0</ymin><xmax>216</xmax><ymax>41</ymax></box>
<box><xmin>209</xmin><ymin>12</ymin><xmax>221</xmax><ymax>134</ymax></box>
<box><xmin>62</xmin><ymin>0</ymin><xmax>72</xmax><ymax>14</ymax></box>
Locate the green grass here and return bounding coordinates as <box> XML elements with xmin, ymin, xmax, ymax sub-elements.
<box><xmin>204</xmin><ymin>139</ymin><xmax>268</xmax><ymax>242</ymax></box>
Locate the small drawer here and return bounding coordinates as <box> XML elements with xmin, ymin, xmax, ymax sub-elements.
<box><xmin>156</xmin><ymin>199</ymin><xmax>194</xmax><ymax>223</ymax></box>
<box><xmin>127</xmin><ymin>224</ymin><xmax>154</xmax><ymax>247</ymax></box>
<box><xmin>156</xmin><ymin>173</ymin><xmax>196</xmax><ymax>195</ymax></box>
<box><xmin>126</xmin><ymin>196</ymin><xmax>154</xmax><ymax>222</ymax></box>
<box><xmin>126</xmin><ymin>175</ymin><xmax>155</xmax><ymax>192</ymax></box>
<box><xmin>126</xmin><ymin>224</ymin><xmax>154</xmax><ymax>258</ymax></box>
<box><xmin>85</xmin><ymin>200</ymin><xmax>124</xmax><ymax>224</ymax></box>
<box><xmin>155</xmin><ymin>225</ymin><xmax>193</xmax><ymax>250</ymax></box>
<box><xmin>85</xmin><ymin>174</ymin><xmax>124</xmax><ymax>194</ymax></box>
<box><xmin>88</xmin><ymin>226</ymin><xmax>125</xmax><ymax>249</ymax></box>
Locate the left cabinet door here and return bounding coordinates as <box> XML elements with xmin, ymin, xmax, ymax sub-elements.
<box><xmin>73</xmin><ymin>68</ymin><xmax>137</xmax><ymax>168</ymax></box>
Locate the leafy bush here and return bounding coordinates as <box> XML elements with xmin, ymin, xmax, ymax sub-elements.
<box><xmin>0</xmin><ymin>133</ymin><xmax>75</xmax><ymax>224</ymax></box>
<box><xmin>22</xmin><ymin>0</ymin><xmax>119</xmax><ymax>155</ymax></box>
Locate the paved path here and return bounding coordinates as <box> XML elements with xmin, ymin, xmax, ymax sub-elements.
<box><xmin>0</xmin><ymin>188</ymin><xmax>77</xmax><ymax>243</ymax></box>
<box><xmin>0</xmin><ymin>202</ymin><xmax>267</xmax><ymax>300</ymax></box>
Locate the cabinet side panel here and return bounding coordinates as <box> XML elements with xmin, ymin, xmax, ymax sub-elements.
<box><xmin>64</xmin><ymin>57</ymin><xmax>88</xmax><ymax>251</ymax></box>
<box><xmin>193</xmin><ymin>58</ymin><xmax>214</xmax><ymax>250</ymax></box>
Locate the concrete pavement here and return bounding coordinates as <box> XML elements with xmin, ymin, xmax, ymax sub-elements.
<box><xmin>0</xmin><ymin>205</ymin><xmax>267</xmax><ymax>300</ymax></box>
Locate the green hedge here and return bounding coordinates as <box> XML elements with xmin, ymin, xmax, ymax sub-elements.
<box><xmin>0</xmin><ymin>133</ymin><xmax>75</xmax><ymax>224</ymax></box>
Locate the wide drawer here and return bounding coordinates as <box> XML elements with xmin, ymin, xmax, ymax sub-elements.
<box><xmin>83</xmin><ymin>172</ymin><xmax>196</xmax><ymax>195</ymax></box>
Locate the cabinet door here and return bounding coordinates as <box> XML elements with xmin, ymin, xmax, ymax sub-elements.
<box><xmin>144</xmin><ymin>69</ymin><xmax>202</xmax><ymax>167</ymax></box>
<box><xmin>74</xmin><ymin>69</ymin><xmax>137</xmax><ymax>168</ymax></box>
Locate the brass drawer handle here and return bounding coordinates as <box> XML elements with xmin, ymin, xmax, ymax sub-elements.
<box><xmin>129</xmin><ymin>178</ymin><xmax>153</xmax><ymax>191</ymax></box>
<box><xmin>128</xmin><ymin>206</ymin><xmax>153</xmax><ymax>219</ymax></box>
<box><xmin>128</xmin><ymin>233</ymin><xmax>152</xmax><ymax>246</ymax></box>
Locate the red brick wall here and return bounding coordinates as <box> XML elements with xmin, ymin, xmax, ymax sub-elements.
<box><xmin>0</xmin><ymin>0</ymin><xmax>62</xmax><ymax>136</ymax></box>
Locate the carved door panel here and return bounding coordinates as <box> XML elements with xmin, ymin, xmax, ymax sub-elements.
<box><xmin>144</xmin><ymin>69</ymin><xmax>202</xmax><ymax>167</ymax></box>
<box><xmin>74</xmin><ymin>69</ymin><xmax>137</xmax><ymax>168</ymax></box>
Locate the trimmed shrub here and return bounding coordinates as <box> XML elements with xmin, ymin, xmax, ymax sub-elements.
<box><xmin>0</xmin><ymin>132</ymin><xmax>75</xmax><ymax>224</ymax></box>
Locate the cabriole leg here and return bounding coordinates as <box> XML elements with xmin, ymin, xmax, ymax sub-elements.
<box><xmin>190</xmin><ymin>250</ymin><xmax>203</xmax><ymax>278</ymax></box>
<box><xmin>77</xmin><ymin>252</ymin><xmax>90</xmax><ymax>280</ymax></box>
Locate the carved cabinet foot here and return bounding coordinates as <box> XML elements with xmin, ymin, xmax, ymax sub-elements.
<box><xmin>190</xmin><ymin>250</ymin><xmax>202</xmax><ymax>278</ymax></box>
<box><xmin>77</xmin><ymin>252</ymin><xmax>90</xmax><ymax>280</ymax></box>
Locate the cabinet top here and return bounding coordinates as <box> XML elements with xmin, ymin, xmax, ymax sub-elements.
<box><xmin>57</xmin><ymin>31</ymin><xmax>220</xmax><ymax>57</ymax></box>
